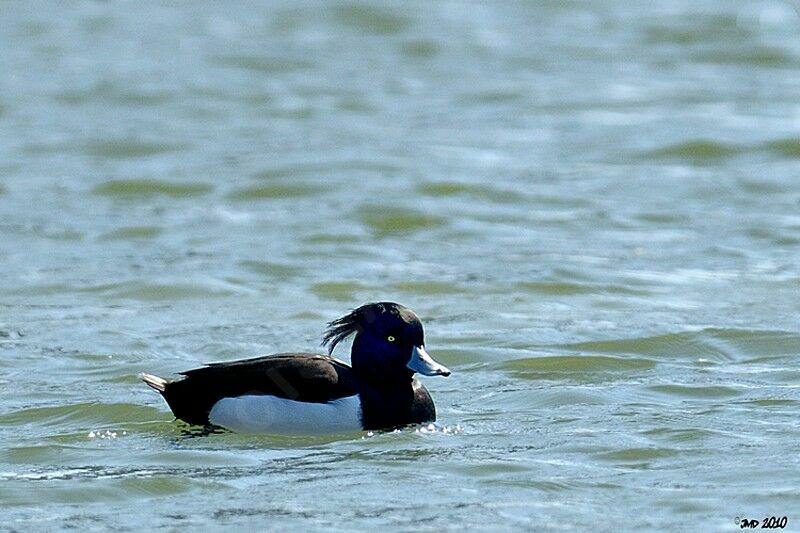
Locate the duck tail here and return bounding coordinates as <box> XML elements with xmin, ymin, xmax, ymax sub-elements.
<box><xmin>140</xmin><ymin>372</ymin><xmax>168</xmax><ymax>392</ymax></box>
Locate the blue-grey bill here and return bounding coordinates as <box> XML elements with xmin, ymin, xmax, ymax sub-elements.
<box><xmin>407</xmin><ymin>345</ymin><xmax>451</xmax><ymax>376</ymax></box>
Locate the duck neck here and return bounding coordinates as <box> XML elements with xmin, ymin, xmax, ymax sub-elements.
<box><xmin>353</xmin><ymin>366</ymin><xmax>414</xmax><ymax>387</ymax></box>
<box><xmin>351</xmin><ymin>352</ymin><xmax>414</xmax><ymax>386</ymax></box>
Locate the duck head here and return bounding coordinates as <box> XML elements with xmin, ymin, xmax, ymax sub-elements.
<box><xmin>322</xmin><ymin>302</ymin><xmax>451</xmax><ymax>382</ymax></box>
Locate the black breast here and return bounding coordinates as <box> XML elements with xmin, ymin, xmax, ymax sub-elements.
<box><xmin>358</xmin><ymin>379</ymin><xmax>436</xmax><ymax>430</ymax></box>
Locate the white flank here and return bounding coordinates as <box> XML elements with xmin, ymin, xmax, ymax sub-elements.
<box><xmin>208</xmin><ymin>394</ymin><xmax>363</xmax><ymax>435</ymax></box>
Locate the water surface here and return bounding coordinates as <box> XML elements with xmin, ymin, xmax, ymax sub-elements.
<box><xmin>1</xmin><ymin>1</ymin><xmax>799</xmax><ymax>530</ymax></box>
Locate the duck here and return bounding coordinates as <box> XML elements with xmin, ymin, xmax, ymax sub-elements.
<box><xmin>140</xmin><ymin>302</ymin><xmax>451</xmax><ymax>434</ymax></box>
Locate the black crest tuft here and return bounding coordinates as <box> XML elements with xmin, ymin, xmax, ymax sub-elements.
<box><xmin>321</xmin><ymin>302</ymin><xmax>401</xmax><ymax>354</ymax></box>
<box><xmin>321</xmin><ymin>308</ymin><xmax>361</xmax><ymax>355</ymax></box>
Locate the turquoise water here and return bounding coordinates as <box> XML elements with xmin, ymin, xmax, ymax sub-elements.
<box><xmin>2</xmin><ymin>1</ymin><xmax>800</xmax><ymax>530</ymax></box>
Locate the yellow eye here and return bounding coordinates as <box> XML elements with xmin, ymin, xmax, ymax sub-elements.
<box><xmin>387</xmin><ymin>335</ymin><xmax>396</xmax><ymax>342</ymax></box>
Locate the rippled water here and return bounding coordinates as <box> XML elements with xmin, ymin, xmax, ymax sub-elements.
<box><xmin>2</xmin><ymin>1</ymin><xmax>800</xmax><ymax>530</ymax></box>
